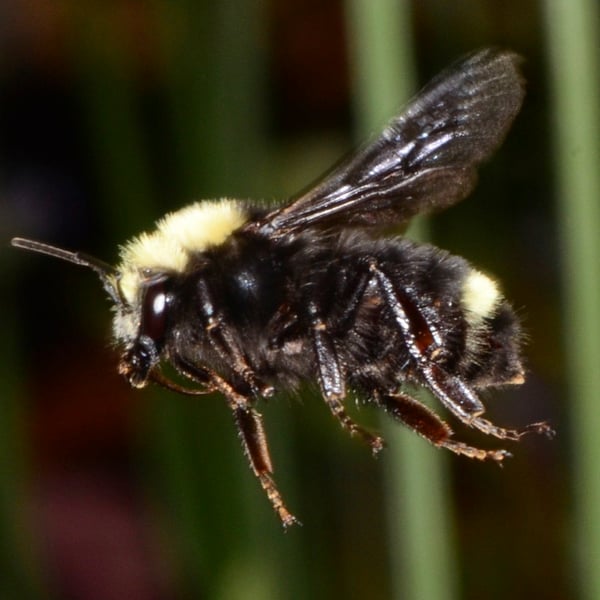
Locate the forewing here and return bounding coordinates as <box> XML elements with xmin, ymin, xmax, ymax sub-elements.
<box><xmin>248</xmin><ymin>48</ymin><xmax>525</xmax><ymax>237</ymax></box>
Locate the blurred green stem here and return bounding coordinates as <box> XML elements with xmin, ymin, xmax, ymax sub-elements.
<box><xmin>542</xmin><ymin>2</ymin><xmax>600</xmax><ymax>600</ymax></box>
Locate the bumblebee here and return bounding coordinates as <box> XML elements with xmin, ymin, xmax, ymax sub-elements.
<box><xmin>12</xmin><ymin>49</ymin><xmax>552</xmax><ymax>527</ymax></box>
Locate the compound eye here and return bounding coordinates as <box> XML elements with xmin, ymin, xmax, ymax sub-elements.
<box><xmin>140</xmin><ymin>276</ymin><xmax>171</xmax><ymax>344</ymax></box>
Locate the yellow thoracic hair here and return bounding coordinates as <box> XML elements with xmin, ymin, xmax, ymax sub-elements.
<box><xmin>116</xmin><ymin>199</ymin><xmax>248</xmax><ymax>303</ymax></box>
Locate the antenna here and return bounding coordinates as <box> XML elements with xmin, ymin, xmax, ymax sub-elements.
<box><xmin>11</xmin><ymin>237</ymin><xmax>121</xmax><ymax>303</ymax></box>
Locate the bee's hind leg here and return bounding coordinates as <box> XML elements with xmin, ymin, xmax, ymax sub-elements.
<box><xmin>368</xmin><ymin>260</ymin><xmax>553</xmax><ymax>443</ymax></box>
<box><xmin>376</xmin><ymin>390</ymin><xmax>511</xmax><ymax>463</ymax></box>
<box><xmin>421</xmin><ymin>364</ymin><xmax>555</xmax><ymax>441</ymax></box>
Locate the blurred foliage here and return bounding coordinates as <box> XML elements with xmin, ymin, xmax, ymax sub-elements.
<box><xmin>1</xmin><ymin>1</ymin><xmax>597</xmax><ymax>599</ymax></box>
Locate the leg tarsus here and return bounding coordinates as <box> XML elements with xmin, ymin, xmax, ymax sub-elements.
<box><xmin>257</xmin><ymin>472</ymin><xmax>301</xmax><ymax>529</ymax></box>
<box><xmin>437</xmin><ymin>438</ymin><xmax>512</xmax><ymax>463</ymax></box>
<box><xmin>519</xmin><ymin>421</ymin><xmax>555</xmax><ymax>438</ymax></box>
<box><xmin>326</xmin><ymin>392</ymin><xmax>385</xmax><ymax>454</ymax></box>
<box><xmin>467</xmin><ymin>415</ymin><xmax>555</xmax><ymax>441</ymax></box>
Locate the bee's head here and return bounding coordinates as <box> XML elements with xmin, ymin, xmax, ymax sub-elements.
<box><xmin>10</xmin><ymin>236</ymin><xmax>170</xmax><ymax>388</ymax></box>
<box><xmin>114</xmin><ymin>271</ymin><xmax>174</xmax><ymax>388</ymax></box>
<box><xmin>12</xmin><ymin>198</ymin><xmax>249</xmax><ymax>388</ymax></box>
